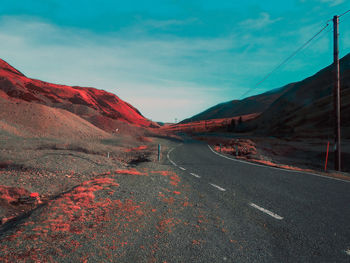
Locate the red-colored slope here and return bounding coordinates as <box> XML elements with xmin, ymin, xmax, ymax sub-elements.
<box><xmin>0</xmin><ymin>59</ymin><xmax>159</xmax><ymax>129</ymax></box>
<box><xmin>0</xmin><ymin>96</ymin><xmax>110</xmax><ymax>139</ymax></box>
<box><xmin>163</xmin><ymin>113</ymin><xmax>260</xmax><ymax>133</ymax></box>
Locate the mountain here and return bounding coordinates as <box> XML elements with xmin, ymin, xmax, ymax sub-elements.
<box><xmin>254</xmin><ymin>53</ymin><xmax>350</xmax><ymax>138</ymax></box>
<box><xmin>180</xmin><ymin>84</ymin><xmax>293</xmax><ymax>123</ymax></box>
<box><xmin>181</xmin><ymin>52</ymin><xmax>350</xmax><ymax>139</ymax></box>
<box><xmin>0</xmin><ymin>59</ymin><xmax>159</xmax><ymax>134</ymax></box>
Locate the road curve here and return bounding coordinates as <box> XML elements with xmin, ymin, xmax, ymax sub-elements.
<box><xmin>167</xmin><ymin>137</ymin><xmax>350</xmax><ymax>262</ymax></box>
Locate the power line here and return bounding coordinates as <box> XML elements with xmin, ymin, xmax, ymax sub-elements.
<box><xmin>239</xmin><ymin>23</ymin><xmax>330</xmax><ymax>99</ymax></box>
<box><xmin>339</xmin><ymin>9</ymin><xmax>350</xmax><ymax>17</ymax></box>
<box><xmin>339</xmin><ymin>12</ymin><xmax>350</xmax><ymax>24</ymax></box>
<box><xmin>299</xmin><ymin>27</ymin><xmax>332</xmax><ymax>56</ymax></box>
<box><xmin>304</xmin><ymin>15</ymin><xmax>348</xmax><ymax>50</ymax></box>
<box><xmin>299</xmin><ymin>15</ymin><xmax>348</xmax><ymax>59</ymax></box>
<box><xmin>325</xmin><ymin>9</ymin><xmax>350</xmax><ymax>23</ymax></box>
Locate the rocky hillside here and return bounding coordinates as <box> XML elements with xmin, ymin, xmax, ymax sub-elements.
<box><xmin>0</xmin><ymin>59</ymin><xmax>159</xmax><ymax>133</ymax></box>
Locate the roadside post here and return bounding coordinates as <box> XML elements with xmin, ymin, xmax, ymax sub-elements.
<box><xmin>325</xmin><ymin>141</ymin><xmax>330</xmax><ymax>172</ymax></box>
<box><xmin>235</xmin><ymin>145</ymin><xmax>238</xmax><ymax>156</ymax></box>
<box><xmin>219</xmin><ymin>144</ymin><xmax>222</xmax><ymax>152</ymax></box>
<box><xmin>107</xmin><ymin>152</ymin><xmax>110</xmax><ymax>159</ymax></box>
<box><xmin>158</xmin><ymin>144</ymin><xmax>161</xmax><ymax>162</ymax></box>
<box><xmin>333</xmin><ymin>15</ymin><xmax>341</xmax><ymax>171</ymax></box>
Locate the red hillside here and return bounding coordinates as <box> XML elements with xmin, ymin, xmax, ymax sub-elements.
<box><xmin>0</xmin><ymin>59</ymin><xmax>159</xmax><ymax>130</ymax></box>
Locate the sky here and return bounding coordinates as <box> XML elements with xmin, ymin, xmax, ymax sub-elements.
<box><xmin>0</xmin><ymin>0</ymin><xmax>349</xmax><ymax>122</ymax></box>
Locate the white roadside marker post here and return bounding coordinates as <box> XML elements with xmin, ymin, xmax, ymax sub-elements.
<box><xmin>158</xmin><ymin>144</ymin><xmax>161</xmax><ymax>162</ymax></box>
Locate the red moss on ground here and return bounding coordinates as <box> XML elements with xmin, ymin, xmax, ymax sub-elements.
<box><xmin>0</xmin><ymin>176</ymin><xmax>148</xmax><ymax>262</ymax></box>
<box><xmin>30</xmin><ymin>192</ymin><xmax>39</xmax><ymax>198</ymax></box>
<box><xmin>192</xmin><ymin>240</ymin><xmax>201</xmax><ymax>245</ymax></box>
<box><xmin>124</xmin><ymin>145</ymin><xmax>148</xmax><ymax>152</ymax></box>
<box><xmin>156</xmin><ymin>217</ymin><xmax>181</xmax><ymax>234</ymax></box>
<box><xmin>151</xmin><ymin>171</ymin><xmax>181</xmax><ymax>187</ymax></box>
<box><xmin>0</xmin><ymin>185</ymin><xmax>31</xmax><ymax>204</ymax></box>
<box><xmin>198</xmin><ymin>137</ymin><xmax>258</xmax><ymax>157</ymax></box>
<box><xmin>151</xmin><ymin>171</ymin><xmax>174</xmax><ymax>176</ymax></box>
<box><xmin>115</xmin><ymin>169</ymin><xmax>147</xmax><ymax>176</ymax></box>
<box><xmin>0</xmin><ymin>158</ymin><xmax>223</xmax><ymax>261</ymax></box>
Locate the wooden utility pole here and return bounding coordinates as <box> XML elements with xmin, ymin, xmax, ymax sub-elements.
<box><xmin>333</xmin><ymin>15</ymin><xmax>341</xmax><ymax>171</ymax></box>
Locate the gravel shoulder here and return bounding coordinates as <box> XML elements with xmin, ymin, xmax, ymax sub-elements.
<box><xmin>0</xmin><ymin>133</ymin><xmax>242</xmax><ymax>262</ymax></box>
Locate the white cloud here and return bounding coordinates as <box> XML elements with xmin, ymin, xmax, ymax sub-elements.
<box><xmin>0</xmin><ymin>16</ymin><xmax>236</xmax><ymax>121</ymax></box>
<box><xmin>319</xmin><ymin>0</ymin><xmax>345</xmax><ymax>6</ymax></box>
<box><xmin>0</xmin><ymin>15</ymin><xmax>323</xmax><ymax>121</ymax></box>
<box><xmin>299</xmin><ymin>0</ymin><xmax>345</xmax><ymax>5</ymax></box>
<box><xmin>240</xmin><ymin>12</ymin><xmax>282</xmax><ymax>30</ymax></box>
<box><xmin>135</xmin><ymin>18</ymin><xmax>198</xmax><ymax>30</ymax></box>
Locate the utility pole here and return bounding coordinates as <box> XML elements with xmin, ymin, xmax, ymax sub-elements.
<box><xmin>333</xmin><ymin>15</ymin><xmax>341</xmax><ymax>171</ymax></box>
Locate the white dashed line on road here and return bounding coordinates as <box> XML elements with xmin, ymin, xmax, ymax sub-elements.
<box><xmin>209</xmin><ymin>183</ymin><xmax>226</xmax><ymax>192</ymax></box>
<box><xmin>170</xmin><ymin>160</ymin><xmax>177</xmax><ymax>166</ymax></box>
<box><xmin>190</xmin><ymin>172</ymin><xmax>201</xmax><ymax>178</ymax></box>
<box><xmin>179</xmin><ymin>166</ymin><xmax>186</xmax><ymax>171</ymax></box>
<box><xmin>249</xmin><ymin>202</ymin><xmax>284</xmax><ymax>220</ymax></box>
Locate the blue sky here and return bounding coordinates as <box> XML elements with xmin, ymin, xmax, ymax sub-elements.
<box><xmin>0</xmin><ymin>0</ymin><xmax>349</xmax><ymax>122</ymax></box>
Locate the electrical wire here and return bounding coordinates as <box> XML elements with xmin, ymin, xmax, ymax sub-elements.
<box><xmin>297</xmin><ymin>16</ymin><xmax>347</xmax><ymax>62</ymax></box>
<box><xmin>239</xmin><ymin>23</ymin><xmax>330</xmax><ymax>99</ymax></box>
<box><xmin>300</xmin><ymin>26</ymin><xmax>333</xmax><ymax>57</ymax></box>
<box><xmin>339</xmin><ymin>9</ymin><xmax>350</xmax><ymax>17</ymax></box>
<box><xmin>339</xmin><ymin>12</ymin><xmax>350</xmax><ymax>24</ymax></box>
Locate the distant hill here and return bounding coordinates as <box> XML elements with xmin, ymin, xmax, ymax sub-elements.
<box><xmin>0</xmin><ymin>59</ymin><xmax>159</xmax><ymax>136</ymax></box>
<box><xmin>254</xmin><ymin>53</ymin><xmax>350</xmax><ymax>138</ymax></box>
<box><xmin>181</xmin><ymin>52</ymin><xmax>350</xmax><ymax>139</ymax></box>
<box><xmin>180</xmin><ymin>84</ymin><xmax>293</xmax><ymax>123</ymax></box>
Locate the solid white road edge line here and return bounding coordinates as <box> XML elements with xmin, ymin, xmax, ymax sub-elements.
<box><xmin>207</xmin><ymin>145</ymin><xmax>350</xmax><ymax>184</ymax></box>
<box><xmin>249</xmin><ymin>202</ymin><xmax>284</xmax><ymax>220</ymax></box>
<box><xmin>209</xmin><ymin>183</ymin><xmax>226</xmax><ymax>191</ymax></box>
<box><xmin>167</xmin><ymin>147</ymin><xmax>178</xmax><ymax>166</ymax></box>
<box><xmin>179</xmin><ymin>166</ymin><xmax>186</xmax><ymax>171</ymax></box>
<box><xmin>167</xmin><ymin>143</ymin><xmax>184</xmax><ymax>167</ymax></box>
<box><xmin>190</xmin><ymin>172</ymin><xmax>201</xmax><ymax>178</ymax></box>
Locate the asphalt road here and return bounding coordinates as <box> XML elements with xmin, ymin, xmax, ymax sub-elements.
<box><xmin>167</xmin><ymin>137</ymin><xmax>350</xmax><ymax>262</ymax></box>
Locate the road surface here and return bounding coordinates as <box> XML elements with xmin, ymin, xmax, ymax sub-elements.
<box><xmin>167</xmin><ymin>137</ymin><xmax>350</xmax><ymax>262</ymax></box>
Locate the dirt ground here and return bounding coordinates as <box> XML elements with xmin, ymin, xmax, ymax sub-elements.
<box><xmin>0</xmin><ymin>128</ymin><xmax>160</xmax><ymax>218</ymax></box>
<box><xmin>1</xmin><ymin>128</ymin><xmax>349</xmax><ymax>262</ymax></box>
<box><xmin>0</xmin><ymin>130</ymin><xmax>240</xmax><ymax>262</ymax></box>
